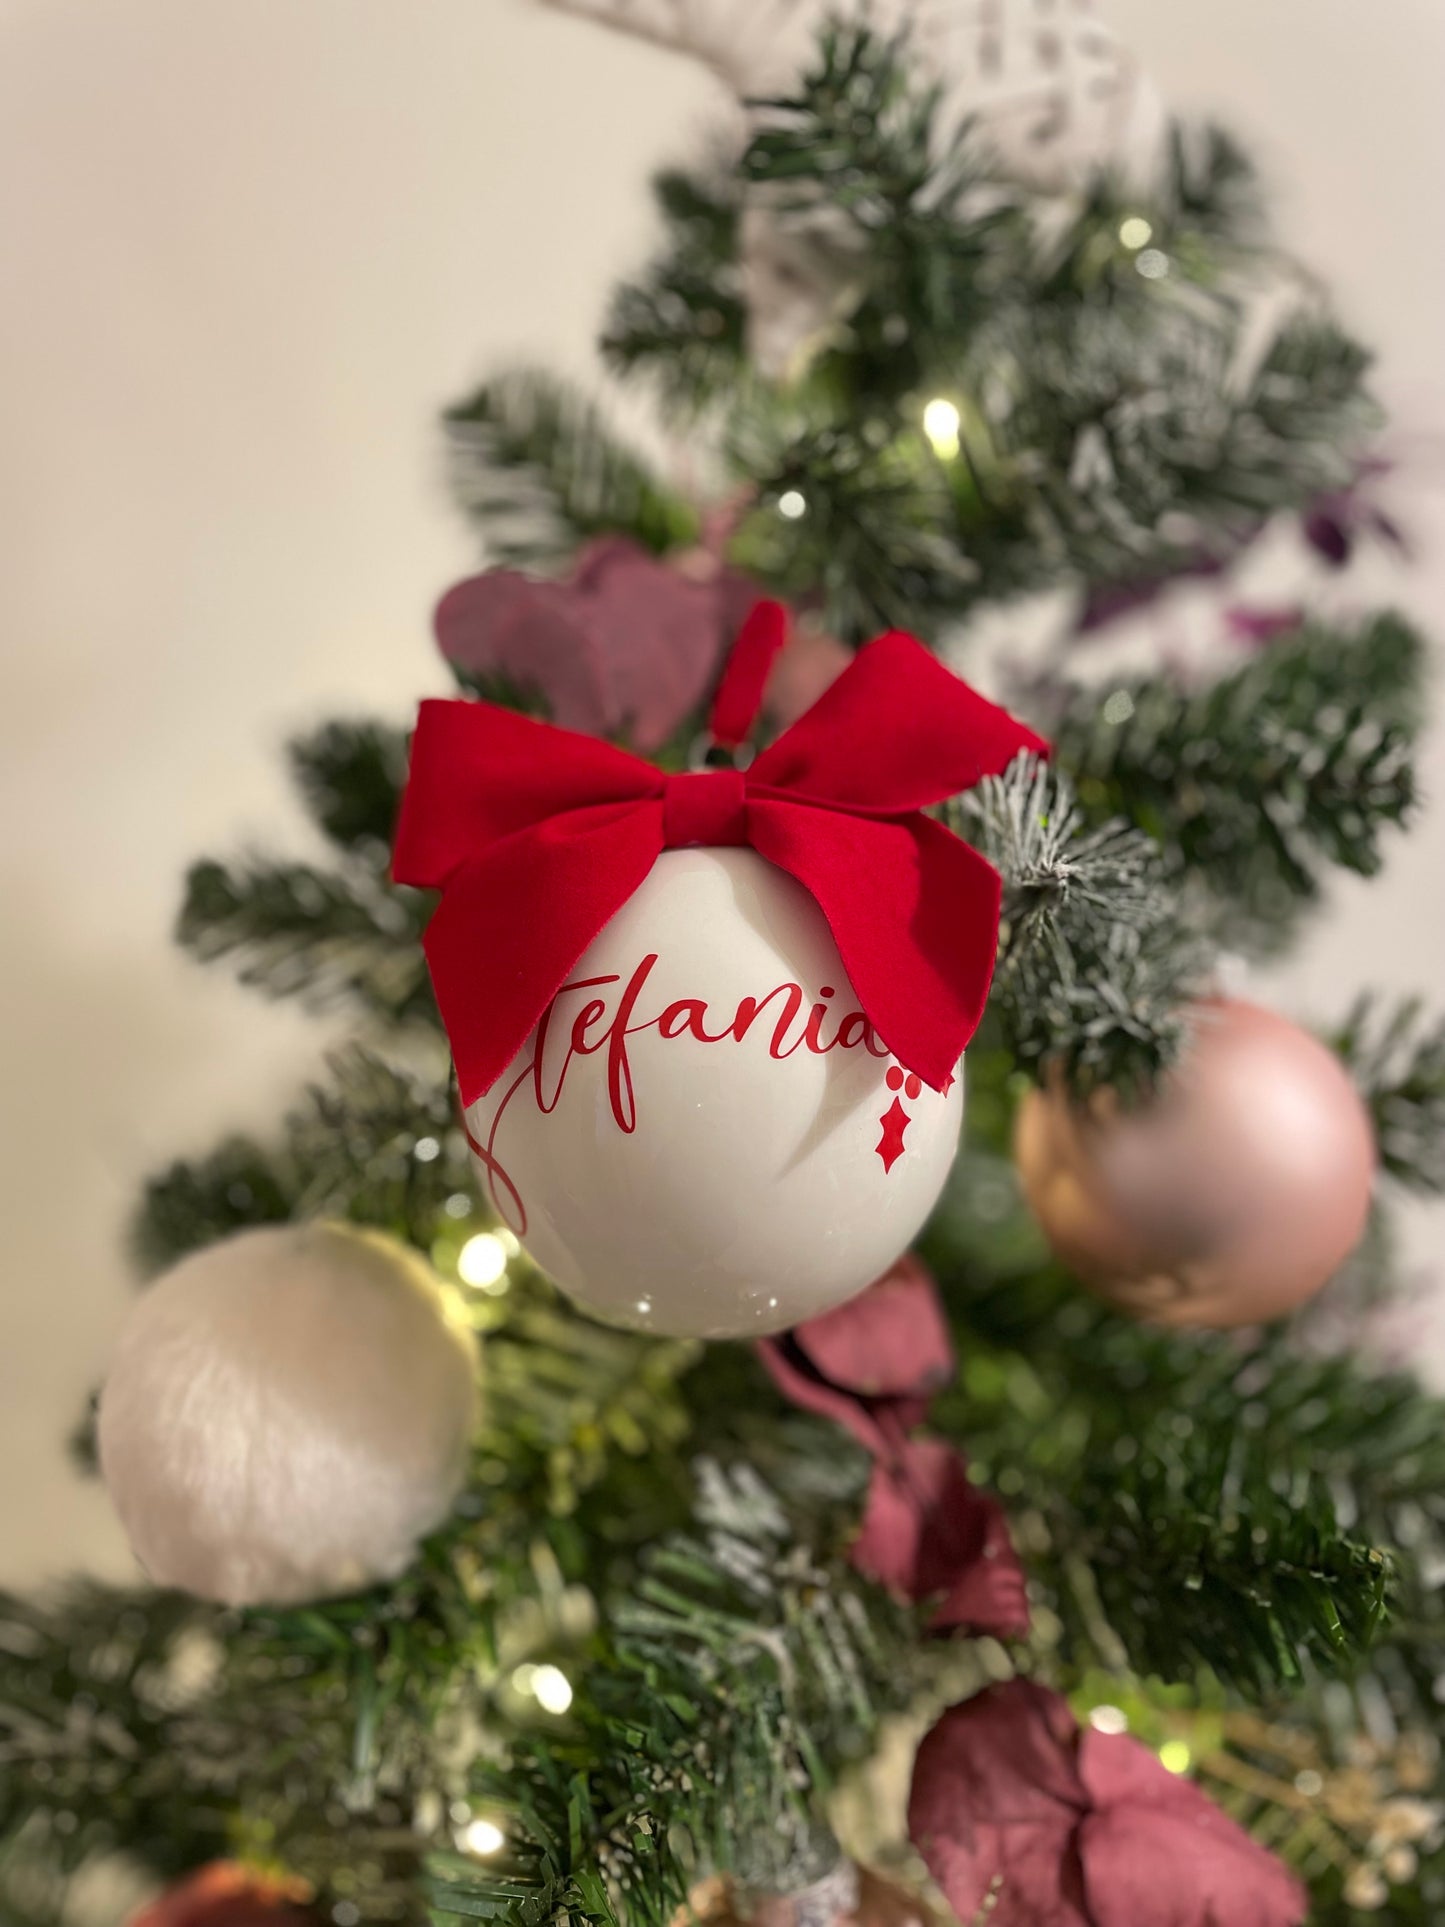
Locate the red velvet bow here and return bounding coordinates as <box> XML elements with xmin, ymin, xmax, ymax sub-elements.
<box><xmin>393</xmin><ymin>605</ymin><xmax>1046</xmax><ymax>1105</ymax></box>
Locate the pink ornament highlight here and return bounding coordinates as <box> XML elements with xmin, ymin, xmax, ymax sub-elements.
<box><xmin>1014</xmin><ymin>999</ymin><xmax>1377</xmax><ymax>1327</ymax></box>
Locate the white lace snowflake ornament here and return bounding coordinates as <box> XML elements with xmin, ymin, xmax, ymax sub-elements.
<box><xmin>537</xmin><ymin>0</ymin><xmax>1167</xmax><ymax>192</ymax></box>
<box><xmin>536</xmin><ymin>0</ymin><xmax>1168</xmax><ymax>373</ymax></box>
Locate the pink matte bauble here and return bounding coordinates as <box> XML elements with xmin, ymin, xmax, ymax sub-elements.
<box><xmin>1013</xmin><ymin>999</ymin><xmax>1376</xmax><ymax>1327</ymax></box>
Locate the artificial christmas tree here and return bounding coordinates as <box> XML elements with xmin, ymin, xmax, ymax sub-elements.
<box><xmin>3</xmin><ymin>9</ymin><xmax>1444</xmax><ymax>1926</ymax></box>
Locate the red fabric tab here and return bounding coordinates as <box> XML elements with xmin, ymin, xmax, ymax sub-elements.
<box><xmin>707</xmin><ymin>599</ymin><xmax>789</xmax><ymax>749</ymax></box>
<box><xmin>662</xmin><ymin>769</ymin><xmax>749</xmax><ymax>848</ymax></box>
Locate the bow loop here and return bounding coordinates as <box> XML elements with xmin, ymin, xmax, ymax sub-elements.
<box><xmin>393</xmin><ymin>613</ymin><xmax>1046</xmax><ymax>1107</ymax></box>
<box><xmin>393</xmin><ymin>700</ymin><xmax>660</xmax><ymax>888</ymax></box>
<box><xmin>750</xmin><ymin>632</ymin><xmax>1045</xmax><ymax>815</ymax></box>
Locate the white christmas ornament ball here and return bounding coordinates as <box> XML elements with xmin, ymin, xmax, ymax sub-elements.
<box><xmin>464</xmin><ymin>848</ymin><xmax>965</xmax><ymax>1339</ymax></box>
<box><xmin>98</xmin><ymin>1223</ymin><xmax>479</xmax><ymax>1607</ymax></box>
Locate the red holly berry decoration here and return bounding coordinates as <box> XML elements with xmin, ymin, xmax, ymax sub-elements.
<box><xmin>908</xmin><ymin>1680</ymin><xmax>1306</xmax><ymax>1927</ymax></box>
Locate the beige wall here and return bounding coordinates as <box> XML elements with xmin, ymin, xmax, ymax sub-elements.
<box><xmin>2</xmin><ymin>0</ymin><xmax>1442</xmax><ymax>1585</ymax></box>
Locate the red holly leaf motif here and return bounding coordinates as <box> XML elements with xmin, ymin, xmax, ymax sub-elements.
<box><xmin>876</xmin><ymin>1096</ymin><xmax>911</xmax><ymax>1173</ymax></box>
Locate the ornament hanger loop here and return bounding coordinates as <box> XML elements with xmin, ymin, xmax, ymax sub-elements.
<box><xmin>706</xmin><ymin>599</ymin><xmax>789</xmax><ymax>753</ymax></box>
<box><xmin>687</xmin><ymin>732</ymin><xmax>755</xmax><ymax>773</ymax></box>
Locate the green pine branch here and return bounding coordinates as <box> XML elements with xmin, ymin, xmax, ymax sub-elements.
<box><xmin>2</xmin><ymin>1258</ymin><xmax>708</xmax><ymax>1927</ymax></box>
<box><xmin>602</xmin><ymin>167</ymin><xmax>747</xmax><ymax>409</ymax></box>
<box><xmin>959</xmin><ymin>757</ymin><xmax>1211</xmax><ymax>1099</ymax></box>
<box><xmin>1334</xmin><ymin>994</ymin><xmax>1445</xmax><ymax>1195</ymax></box>
<box><xmin>288</xmin><ymin>720</ymin><xmax>411</xmax><ymax>867</ymax></box>
<box><xmin>921</xmin><ymin>1183</ymin><xmax>1445</xmax><ymax>1699</ymax></box>
<box><xmin>132</xmin><ymin>1048</ymin><xmax>466</xmax><ymax>1274</ymax></box>
<box><xmin>725</xmin><ymin>411</ymin><xmax>976</xmax><ymax>643</ymax></box>
<box><xmin>178</xmin><ymin>856</ymin><xmax>435</xmax><ymax>1025</ymax></box>
<box><xmin>1054</xmin><ymin>613</ymin><xmax>1424</xmax><ymax>950</ymax></box>
<box><xmin>591</xmin><ymin>18</ymin><xmax>1379</xmax><ymax>635</ymax></box>
<box><xmin>443</xmin><ymin>370</ymin><xmax>700</xmax><ymax>567</ymax></box>
<box><xmin>132</xmin><ymin>1133</ymin><xmax>297</xmax><ymax>1275</ymax></box>
<box><xmin>453</xmin><ymin>1460</ymin><xmax>909</xmax><ymax>1927</ymax></box>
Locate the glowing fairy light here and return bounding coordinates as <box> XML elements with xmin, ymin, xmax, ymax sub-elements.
<box><xmin>457</xmin><ymin>1232</ymin><xmax>508</xmax><ymax>1289</ymax></box>
<box><xmin>922</xmin><ymin>397</ymin><xmax>962</xmax><ymax>459</ymax></box>
<box><xmin>531</xmin><ymin>1665</ymin><xmax>574</xmax><ymax>1715</ymax></box>
<box><xmin>1159</xmin><ymin>1740</ymin><xmax>1192</xmax><ymax>1775</ymax></box>
<box><xmin>461</xmin><ymin>1817</ymin><xmax>505</xmax><ymax>1856</ymax></box>
<box><xmin>1118</xmin><ymin>215</ymin><xmax>1153</xmax><ymax>250</ymax></box>
<box><xmin>778</xmin><ymin>489</ymin><xmax>807</xmax><ymax>520</ymax></box>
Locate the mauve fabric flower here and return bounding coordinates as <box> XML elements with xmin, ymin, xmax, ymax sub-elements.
<box><xmin>909</xmin><ymin>1681</ymin><xmax>1307</xmax><ymax>1927</ymax></box>
<box><xmin>1303</xmin><ymin>461</ymin><xmax>1406</xmax><ymax>571</ymax></box>
<box><xmin>1076</xmin><ymin>1737</ymin><xmax>1308</xmax><ymax>1927</ymax></box>
<box><xmin>1224</xmin><ymin>605</ymin><xmax>1304</xmax><ymax>648</ymax></box>
<box><xmin>434</xmin><ymin>538</ymin><xmax>757</xmax><ymax>751</ymax></box>
<box><xmin>851</xmin><ymin>1436</ymin><xmax>1029</xmax><ymax>1637</ymax></box>
<box><xmin>1076</xmin><ymin>549</ymin><xmax>1238</xmax><ymax>635</ymax></box>
<box><xmin>756</xmin><ymin>1255</ymin><xmax>954</xmax><ymax>1454</ymax></box>
<box><xmin>759</xmin><ymin>1262</ymin><xmax>1027</xmax><ymax>1638</ymax></box>
<box><xmin>1302</xmin><ymin>505</ymin><xmax>1352</xmax><ymax>567</ymax></box>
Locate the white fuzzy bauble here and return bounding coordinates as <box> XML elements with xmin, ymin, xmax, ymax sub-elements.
<box><xmin>98</xmin><ymin>1223</ymin><xmax>479</xmax><ymax>1606</ymax></box>
<box><xmin>464</xmin><ymin>849</ymin><xmax>964</xmax><ymax>1339</ymax></box>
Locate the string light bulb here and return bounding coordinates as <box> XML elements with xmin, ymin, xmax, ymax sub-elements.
<box><xmin>531</xmin><ymin>1664</ymin><xmax>574</xmax><ymax>1715</ymax></box>
<box><xmin>461</xmin><ymin>1817</ymin><xmax>505</xmax><ymax>1856</ymax></box>
<box><xmin>457</xmin><ymin>1232</ymin><xmax>508</xmax><ymax>1290</ymax></box>
<box><xmin>922</xmin><ymin>398</ymin><xmax>962</xmax><ymax>459</ymax></box>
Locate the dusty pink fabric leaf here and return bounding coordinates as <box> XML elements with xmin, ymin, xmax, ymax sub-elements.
<box><xmin>435</xmin><ymin>572</ymin><xmax>614</xmax><ymax>737</ymax></box>
<box><xmin>908</xmin><ymin>1681</ymin><xmax>1090</xmax><ymax>1927</ymax></box>
<box><xmin>929</xmin><ymin>1489</ymin><xmax>1031</xmax><ymax>1637</ymax></box>
<box><xmin>569</xmin><ymin>539</ymin><xmax>736</xmax><ymax>749</ymax></box>
<box><xmin>795</xmin><ymin>1255</ymin><xmax>954</xmax><ymax>1405</ymax></box>
<box><xmin>434</xmin><ymin>539</ymin><xmax>749</xmax><ymax>750</ymax></box>
<box><xmin>909</xmin><ymin>1684</ymin><xmax>1305</xmax><ymax>1927</ymax></box>
<box><xmin>756</xmin><ymin>1256</ymin><xmax>955</xmax><ymax>1453</ymax></box>
<box><xmin>755</xmin><ymin>1335</ymin><xmax>890</xmax><ymax>1455</ymax></box>
<box><xmin>851</xmin><ymin>1437</ymin><xmax>1029</xmax><ymax>1637</ymax></box>
<box><xmin>1077</xmin><ymin>1734</ymin><xmax>1307</xmax><ymax>1927</ymax></box>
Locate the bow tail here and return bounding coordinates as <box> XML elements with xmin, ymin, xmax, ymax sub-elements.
<box><xmin>420</xmin><ymin>803</ymin><xmax>664</xmax><ymax>1106</ymax></box>
<box><xmin>749</xmin><ymin>803</ymin><xmax>1003</xmax><ymax>1091</ymax></box>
